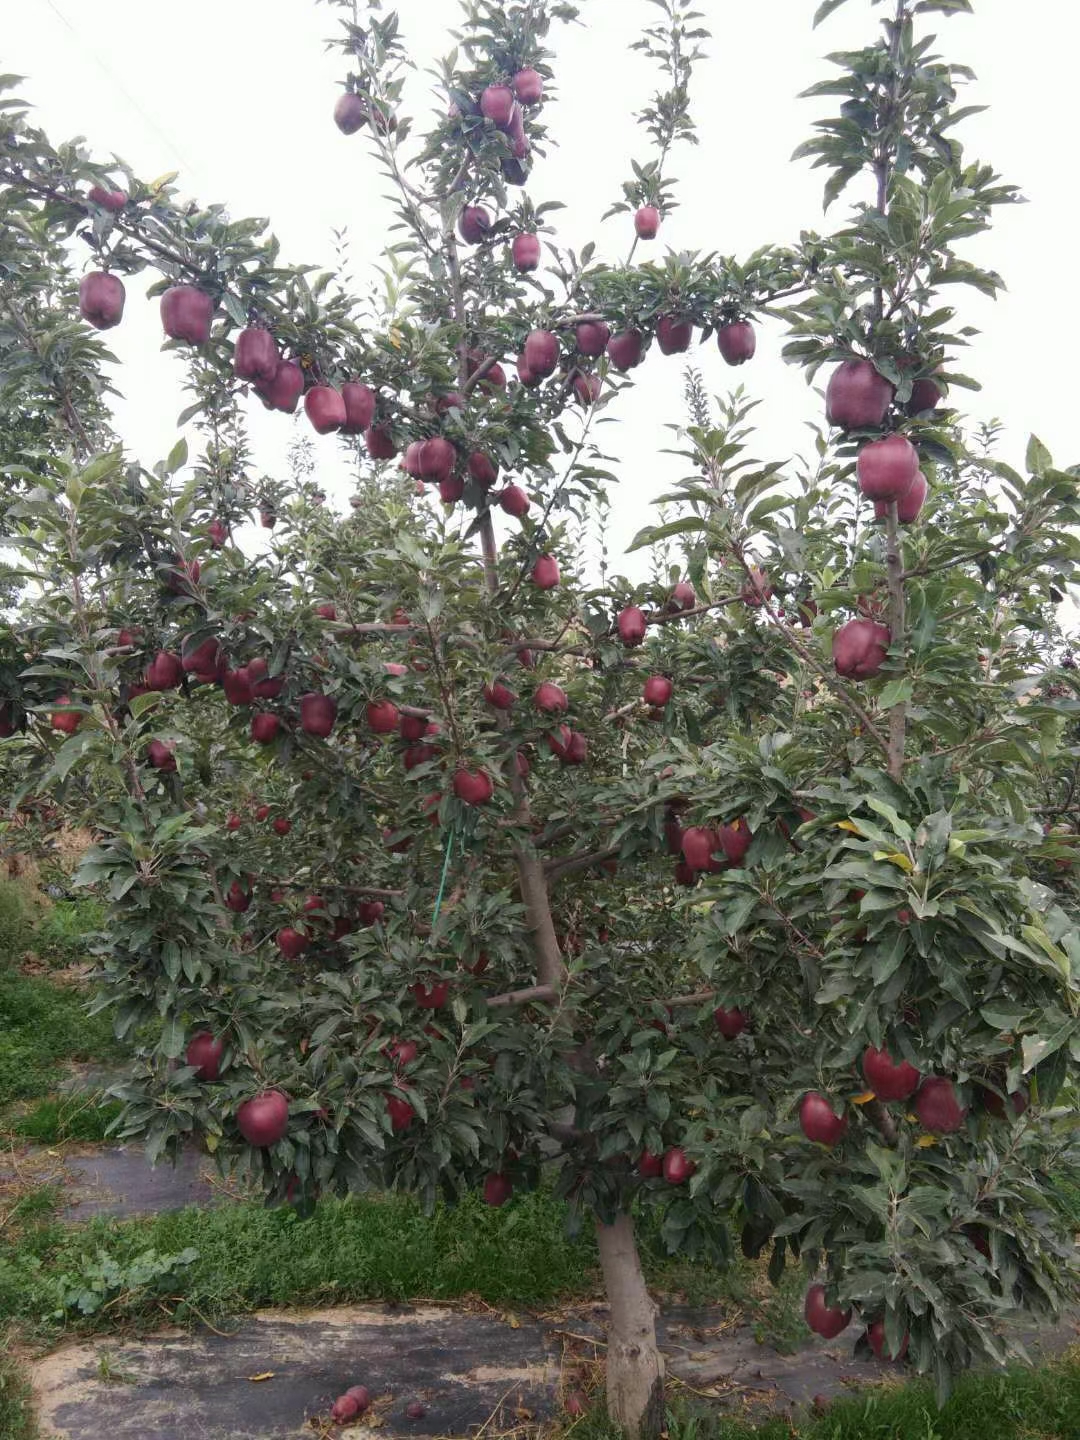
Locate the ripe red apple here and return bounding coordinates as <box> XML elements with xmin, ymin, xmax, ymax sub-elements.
<box><xmin>254</xmin><ymin>359</ymin><xmax>304</xmax><ymax>414</ymax></box>
<box><xmin>345</xmin><ymin>1386</ymin><xmax>372</xmax><ymax>1412</ymax></box>
<box><xmin>367</xmin><ymin>700</ymin><xmax>399</xmax><ymax>734</ymax></box>
<box><xmin>638</xmin><ymin>1150</ymin><xmax>664</xmax><ymax>1178</ymax></box>
<box><xmin>458</xmin><ymin>205</ymin><xmax>492</xmax><ymax>244</ymax></box>
<box><xmin>499</xmin><ymin>484</ymin><xmax>530</xmax><ymax>518</ymax></box>
<box><xmin>50</xmin><ymin>696</ymin><xmax>81</xmax><ymax>734</ymax></box>
<box><xmin>512</xmin><ymin>233</ymin><xmax>541</xmax><ymax>272</ymax></box>
<box><xmin>341</xmin><ymin>382</ymin><xmax>377</xmax><ymax>434</ymax></box>
<box><xmin>534</xmin><ymin>681</ymin><xmax>568</xmax><ymax>713</ymax></box>
<box><xmin>147</xmin><ymin>739</ymin><xmax>176</xmax><ymax>771</ymax></box>
<box><xmin>576</xmin><ymin>320</ymin><xmax>610</xmax><ymax>357</ymax></box>
<box><xmin>386</xmin><ymin>1093</ymin><xmax>415</xmax><ymax>1131</ymax></box>
<box><xmin>480</xmin><ymin>84</ymin><xmax>515</xmax><ymax>127</ymax></box>
<box><xmin>914</xmin><ymin>1076</ymin><xmax>966</xmax><ymax>1133</ymax></box>
<box><xmin>145</xmin><ymin>650</ymin><xmax>183</xmax><ymax>691</ymax></box>
<box><xmin>643</xmin><ymin>675</ymin><xmax>673</xmax><ymax>707</ymax></box>
<box><xmin>484</xmin><ymin>682</ymin><xmax>517</xmax><ymax>710</ymax></box>
<box><xmin>87</xmin><ymin>184</ymin><xmax>127</xmax><ymax>212</ymax></box>
<box><xmin>434</xmin><ymin>391</ymin><xmax>466</xmax><ymax>415</ymax></box>
<box><xmin>833</xmin><ymin>618</ymin><xmax>891</xmax><ymax>680</ymax></box>
<box><xmin>405</xmin><ymin>1400</ymin><xmax>427</xmax><ymax>1420</ymax></box>
<box><xmin>207</xmin><ymin>518</ymin><xmax>228</xmax><ymax>548</ymax></box>
<box><xmin>181</xmin><ymin>636</ymin><xmax>220</xmax><ymax>676</ymax></box>
<box><xmin>634</xmin><ymin>205</ymin><xmax>660</xmax><ymax>239</ymax></box>
<box><xmin>866</xmin><ymin>1319</ymin><xmax>909</xmax><ymax>1362</ymax></box>
<box><xmin>399</xmin><ymin>713</ymin><xmax>427</xmax><ymax>741</ymax></box>
<box><xmin>717</xmin><ymin>320</ymin><xmax>756</xmax><ymax>366</ymax></box>
<box><xmin>531</xmin><ymin>555</ymin><xmax>560</xmax><ymax>590</ymax></box>
<box><xmin>453</xmin><ymin>767</ymin><xmax>494</xmax><ymax>806</ymax></box>
<box><xmin>186</xmin><ymin>1031</ymin><xmax>224</xmax><ymax>1081</ymax></box>
<box><xmin>411</xmin><ymin>979</ymin><xmax>449</xmax><ymax>1009</ymax></box>
<box><xmin>276</xmin><ymin>926</ymin><xmax>308</xmax><ymax>958</ymax></box>
<box><xmin>466</xmin><ymin>452</ymin><xmax>499</xmax><ymax>490</ymax></box>
<box><xmin>718</xmin><ymin>819</ymin><xmax>752</xmax><ymax>866</ymax></box>
<box><xmin>160</xmin><ymin>285</ymin><xmax>215</xmax><ymax>344</ymax></box>
<box><xmin>862</xmin><ymin>1046</ymin><xmax>920</xmax><ymax>1101</ymax></box>
<box><xmin>226</xmin><ymin>813</ymin><xmax>242</xmax><ymax>832</ymax></box>
<box><xmin>681</xmin><ymin>826</ymin><xmax>722</xmax><ymax>872</ymax></box>
<box><xmin>515</xmin><ymin>352</ymin><xmax>540</xmax><ymax>387</ymax></box>
<box><xmin>222</xmin><ymin>668</ymin><xmax>254</xmax><ymax>706</ymax></box>
<box><xmin>315</xmin><ymin>602</ymin><xmax>337</xmax><ymax>621</ymax></box>
<box><xmin>656</xmin><ymin>315</ymin><xmax>692</xmax><ymax>355</ymax></box>
<box><xmin>272</xmin><ymin>817</ymin><xmax>292</xmax><ymax>837</ymax></box>
<box><xmin>857</xmin><ymin>433</ymin><xmax>919</xmax><ymax>503</ymax></box>
<box><xmin>513</xmin><ymin>68</ymin><xmax>544</xmax><ymax>104</ymax></box>
<box><xmin>359</xmin><ymin>900</ymin><xmax>385</xmax><ymax>925</ymax></box>
<box><xmin>714</xmin><ymin>1006</ymin><xmax>748</xmax><ymax>1039</ymax></box>
<box><xmin>547</xmin><ymin>725</ymin><xmax>587</xmax><ymax>764</ymax></box>
<box><xmin>233</xmin><ymin>327</ymin><xmax>279</xmax><ymax>383</ymax></box>
<box><xmin>237</xmin><ymin>1089</ymin><xmax>289</xmax><ymax>1146</ymax></box>
<box><xmin>364</xmin><ymin>424</ymin><xmax>397</xmax><ymax>459</ymax></box>
<box><xmin>483</xmin><ymin>1172</ymin><xmax>513</xmax><ymax>1207</ymax></box>
<box><xmin>303</xmin><ymin>385</ymin><xmax>346</xmax><ymax>435</ymax></box>
<box><xmin>572</xmin><ymin>371</ymin><xmax>602</xmax><ymax>406</ymax></box>
<box><xmin>331</xmin><ymin>1394</ymin><xmax>361</xmax><ymax>1424</ymax></box>
<box><xmin>225</xmin><ymin>878</ymin><xmax>252</xmax><ymax>913</ymax></box>
<box><xmin>799</xmin><ymin>1092</ymin><xmax>848</xmax><ymax>1146</ymax></box>
<box><xmin>334</xmin><ymin>92</ymin><xmax>368</xmax><ymax>134</ymax></box>
<box><xmin>419</xmin><ymin>437</ymin><xmax>456</xmax><ymax>483</ymax></box>
<box><xmin>825</xmin><ymin>358</ymin><xmax>894</xmax><ymax>429</ymax></box>
<box><xmin>617</xmin><ymin>606</ymin><xmax>647</xmax><ymax>647</ymax></box>
<box><xmin>255</xmin><ymin>805</ymin><xmax>271</xmax><ymax>822</ymax></box>
<box><xmin>907</xmin><ymin>375</ymin><xmax>946</xmax><ymax>415</ymax></box>
<box><xmin>804</xmin><ymin>1284</ymin><xmax>851</xmax><ymax>1339</ymax></box>
<box><xmin>662</xmin><ymin>1147</ymin><xmax>695</xmax><ymax>1184</ymax></box>
<box><xmin>403</xmin><ymin>742</ymin><xmax>436</xmax><ymax>771</ymax></box>
<box><xmin>606</xmin><ymin>330</ymin><xmax>645</xmax><ymax>371</ymax></box>
<box><xmin>300</xmin><ymin>692</ymin><xmax>337</xmax><ymax>738</ymax></box>
<box><xmin>674</xmin><ymin>860</ymin><xmax>696</xmax><ymax>886</ymax></box>
<box><xmin>740</xmin><ymin>567</ymin><xmax>772</xmax><ymax>607</ymax></box>
<box><xmin>78</xmin><ymin>272</ymin><xmax>125</xmax><ymax>330</ymax></box>
<box><xmin>524</xmin><ymin>329</ymin><xmax>559</xmax><ymax>378</ymax></box>
<box><xmin>875</xmin><ymin>469</ymin><xmax>927</xmax><ymax>524</ymax></box>
<box><xmin>982</xmin><ymin>1085</ymin><xmax>1029</xmax><ymax>1120</ymax></box>
<box><xmin>251</xmin><ymin>713</ymin><xmax>281</xmax><ymax>745</ymax></box>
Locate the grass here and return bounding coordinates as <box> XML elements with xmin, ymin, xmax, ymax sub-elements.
<box><xmin>0</xmin><ymin>1344</ymin><xmax>38</xmax><ymax>1440</ymax></box>
<box><xmin>10</xmin><ymin>1094</ymin><xmax>124</xmax><ymax>1144</ymax></box>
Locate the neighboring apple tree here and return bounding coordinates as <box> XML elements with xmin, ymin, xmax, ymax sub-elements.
<box><xmin>2</xmin><ymin>0</ymin><xmax>1080</xmax><ymax>1432</ymax></box>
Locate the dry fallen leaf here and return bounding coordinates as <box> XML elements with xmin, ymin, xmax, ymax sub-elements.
<box><xmin>247</xmin><ymin>1371</ymin><xmax>275</xmax><ymax>1382</ymax></box>
<box><xmin>503</xmin><ymin>1311</ymin><xmax>521</xmax><ymax>1329</ymax></box>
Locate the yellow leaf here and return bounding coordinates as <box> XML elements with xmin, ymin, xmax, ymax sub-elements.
<box><xmin>147</xmin><ymin>170</ymin><xmax>178</xmax><ymax>193</ymax></box>
<box><xmin>388</xmin><ymin>327</ymin><xmax>403</xmax><ymax>349</ymax></box>
<box><xmin>873</xmin><ymin>849</ymin><xmax>914</xmax><ymax>873</ymax></box>
<box><xmin>204</xmin><ymin>1132</ymin><xmax>219</xmax><ymax>1153</ymax></box>
<box><xmin>851</xmin><ymin>1090</ymin><xmax>876</xmax><ymax>1105</ymax></box>
<box><xmin>835</xmin><ymin>820</ymin><xmax>863</xmax><ymax>835</ymax></box>
<box><xmin>247</xmin><ymin>1372</ymin><xmax>275</xmax><ymax>1382</ymax></box>
<box><xmin>915</xmin><ymin>1135</ymin><xmax>937</xmax><ymax>1149</ymax></box>
<box><xmin>504</xmin><ymin>1312</ymin><xmax>521</xmax><ymax>1329</ymax></box>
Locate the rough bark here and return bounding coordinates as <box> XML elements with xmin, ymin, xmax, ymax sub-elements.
<box><xmin>595</xmin><ymin>1212</ymin><xmax>666</xmax><ymax>1439</ymax></box>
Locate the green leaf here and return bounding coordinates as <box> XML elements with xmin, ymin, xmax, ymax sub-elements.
<box><xmin>626</xmin><ymin>517</ymin><xmax>709</xmax><ymax>553</ymax></box>
<box><xmin>1025</xmin><ymin>434</ymin><xmax>1052</xmax><ymax>476</ymax></box>
<box><xmin>165</xmin><ymin>437</ymin><xmax>188</xmax><ymax>475</ymax></box>
<box><xmin>813</xmin><ymin>0</ymin><xmax>851</xmax><ymax>24</ymax></box>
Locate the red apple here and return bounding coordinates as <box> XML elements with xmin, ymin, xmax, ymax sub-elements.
<box><xmin>272</xmin><ymin>817</ymin><xmax>292</xmax><ymax>837</ymax></box>
<box><xmin>617</xmin><ymin>606</ymin><xmax>647</xmax><ymax>647</ymax></box>
<box><xmin>359</xmin><ymin>900</ymin><xmax>385</xmax><ymax>926</ymax></box>
<box><xmin>866</xmin><ymin>1319</ymin><xmax>909</xmax><ymax>1362</ymax></box>
<box><xmin>662</xmin><ymin>1147</ymin><xmax>695</xmax><ymax>1184</ymax></box>
<box><xmin>718</xmin><ymin>819</ymin><xmax>752</xmax><ymax>866</ymax></box>
<box><xmin>226</xmin><ymin>813</ymin><xmax>242</xmax><ymax>832</ymax></box>
<box><xmin>741</xmin><ymin>567</ymin><xmax>772</xmax><ymax>607</ymax></box>
<box><xmin>681</xmin><ymin>826</ymin><xmax>722</xmax><ymax>872</ymax></box>
<box><xmin>304</xmin><ymin>385</ymin><xmax>346</xmax><ymax>434</ymax></box>
<box><xmin>405</xmin><ymin>1400</ymin><xmax>427</xmax><ymax>1420</ymax></box>
<box><xmin>419</xmin><ymin>437</ymin><xmax>456</xmax><ymax>483</ymax></box>
<box><xmin>498</xmin><ymin>484</ymin><xmax>530</xmax><ymax>518</ymax></box>
<box><xmin>531</xmin><ymin>555</ymin><xmax>560</xmax><ymax>590</ymax></box>
<box><xmin>255</xmin><ymin>359</ymin><xmax>304</xmax><ymax>414</ymax></box>
<box><xmin>875</xmin><ymin>469</ymin><xmax>927</xmax><ymax>524</ymax></box>
<box><xmin>634</xmin><ymin>205</ymin><xmax>660</xmax><ymax>239</ymax></box>
<box><xmin>341</xmin><ymin>382</ymin><xmax>377</xmax><ymax>434</ymax></box>
<box><xmin>144</xmin><ymin>651</ymin><xmax>182</xmax><ymax>694</ymax></box>
<box><xmin>225</xmin><ymin>878</ymin><xmax>252</xmax><ymax>913</ymax></box>
<box><xmin>222</xmin><ymin>668</ymin><xmax>254</xmax><ymax>706</ymax></box>
<box><xmin>606</xmin><ymin>330</ymin><xmax>645</xmax><ymax>371</ymax></box>
<box><xmin>207</xmin><ymin>518</ymin><xmax>228</xmax><ymax>547</ymax></box>
<box><xmin>483</xmin><ymin>1172</ymin><xmax>513</xmax><ymax>1207</ymax></box>
<box><xmin>515</xmin><ymin>352</ymin><xmax>540</xmax><ymax>387</ymax></box>
<box><xmin>434</xmin><ymin>391</ymin><xmax>466</xmax><ymax>414</ymax></box>
<box><xmin>548</xmin><ymin>726</ymin><xmax>587</xmax><ymax>764</ymax></box>
<box><xmin>467</xmin><ymin>452</ymin><xmax>499</xmax><ymax>488</ymax></box>
<box><xmin>804</xmin><ymin>1284</ymin><xmax>851</xmax><ymax>1339</ymax></box>
<box><xmin>160</xmin><ymin>285</ymin><xmax>215</xmax><ymax>344</ymax></box>
<box><xmin>717</xmin><ymin>320</ymin><xmax>756</xmax><ymax>366</ymax></box>
<box><xmin>642</xmin><ymin>674</ymin><xmax>673</xmax><ymax>707</ymax></box>
<box><xmin>399</xmin><ymin>713</ymin><xmax>428</xmax><ymax>741</ymax></box>
<box><xmin>799</xmin><ymin>1092</ymin><xmax>847</xmax><ymax>1146</ymax></box>
<box><xmin>513</xmin><ymin>68</ymin><xmax>544</xmax><ymax>104</ymax></box>
<box><xmin>365</xmin><ymin>424</ymin><xmax>397</xmax><ymax>459</ymax></box>
<box><xmin>534</xmin><ymin>681</ymin><xmax>568</xmax><ymax>713</ymax></box>
<box><xmin>862</xmin><ymin>1046</ymin><xmax>920</xmax><ymax>1101</ymax></box>
<box><xmin>484</xmin><ymin>682</ymin><xmax>517</xmax><ymax>710</ymax></box>
<box><xmin>458</xmin><ymin>206</ymin><xmax>492</xmax><ymax>244</ymax></box>
<box><xmin>334</xmin><ymin>92</ymin><xmax>368</xmax><ymax>134</ymax></box>
<box><xmin>237</xmin><ymin>1089</ymin><xmax>289</xmax><ymax>1146</ymax></box>
<box><xmin>669</xmin><ymin>580</ymin><xmax>696</xmax><ymax>612</ymax></box>
<box><xmin>255</xmin><ymin>805</ymin><xmax>271</xmax><ymax>822</ymax></box>
<box><xmin>638</xmin><ymin>1150</ymin><xmax>664</xmax><ymax>1178</ymax></box>
<box><xmin>186</xmin><ymin>1031</ymin><xmax>224</xmax><ymax>1081</ymax></box>
<box><xmin>50</xmin><ymin>696</ymin><xmax>81</xmax><ymax>734</ymax></box>
<box><xmin>714</xmin><ymin>1006</ymin><xmax>748</xmax><ymax>1039</ymax></box>
<box><xmin>411</xmin><ymin>979</ymin><xmax>449</xmax><ymax>1009</ymax></box>
<box><xmin>78</xmin><ymin>271</ymin><xmax>125</xmax><ymax>330</ymax></box>
<box><xmin>87</xmin><ymin>184</ymin><xmax>127</xmax><ymax>212</ymax></box>
<box><xmin>181</xmin><ymin>636</ymin><xmax>221</xmax><ymax>676</ymax></box>
<box><xmin>316</xmin><ymin>602</ymin><xmax>337</xmax><ymax>621</ymax></box>
<box><xmin>524</xmin><ymin>329</ymin><xmax>559</xmax><ymax>377</ymax></box>
<box><xmin>656</xmin><ymin>315</ymin><xmax>692</xmax><ymax>355</ymax></box>
<box><xmin>572</xmin><ymin>371</ymin><xmax>602</xmax><ymax>406</ymax></box>
<box><xmin>826</xmin><ymin>359</ymin><xmax>894</xmax><ymax>429</ymax></box>
<box><xmin>386</xmin><ymin>1092</ymin><xmax>415</xmax><ymax>1131</ymax></box>
<box><xmin>576</xmin><ymin>320</ymin><xmax>610</xmax><ymax>357</ymax></box>
<box><xmin>453</xmin><ymin>767</ymin><xmax>494</xmax><ymax>806</ymax></box>
<box><xmin>251</xmin><ymin>713</ymin><xmax>281</xmax><ymax>745</ymax></box>
<box><xmin>233</xmin><ymin>327</ymin><xmax>279</xmax><ymax>383</ymax></box>
<box><xmin>276</xmin><ymin>926</ymin><xmax>308</xmax><ymax>958</ymax></box>
<box><xmin>331</xmin><ymin>1394</ymin><xmax>361</xmax><ymax>1424</ymax></box>
<box><xmin>367</xmin><ymin>700</ymin><xmax>399</xmax><ymax>734</ymax></box>
<box><xmin>833</xmin><ymin>618</ymin><xmax>891</xmax><ymax>680</ymax></box>
<box><xmin>345</xmin><ymin>1386</ymin><xmax>372</xmax><ymax>1412</ymax></box>
<box><xmin>907</xmin><ymin>375</ymin><xmax>945</xmax><ymax>415</ymax></box>
<box><xmin>512</xmin><ymin>233</ymin><xmax>541</xmax><ymax>272</ymax></box>
<box><xmin>403</xmin><ymin>742</ymin><xmax>436</xmax><ymax>771</ymax></box>
<box><xmin>147</xmin><ymin>738</ymin><xmax>176</xmax><ymax>772</ymax></box>
<box><xmin>480</xmin><ymin>84</ymin><xmax>515</xmax><ymax>128</ymax></box>
<box><xmin>914</xmin><ymin>1076</ymin><xmax>966</xmax><ymax>1133</ymax></box>
<box><xmin>300</xmin><ymin>692</ymin><xmax>337</xmax><ymax>738</ymax></box>
<box><xmin>857</xmin><ymin>433</ymin><xmax>919</xmax><ymax>503</ymax></box>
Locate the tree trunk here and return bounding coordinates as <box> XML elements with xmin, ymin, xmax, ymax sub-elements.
<box><xmin>595</xmin><ymin>1212</ymin><xmax>665</xmax><ymax>1438</ymax></box>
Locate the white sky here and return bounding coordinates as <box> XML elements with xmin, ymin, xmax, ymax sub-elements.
<box><xmin>7</xmin><ymin>0</ymin><xmax>1077</xmax><ymax>576</ymax></box>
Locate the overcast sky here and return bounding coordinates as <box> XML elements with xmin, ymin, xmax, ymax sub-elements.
<box><xmin>7</xmin><ymin>0</ymin><xmax>1077</xmax><ymax>575</ymax></box>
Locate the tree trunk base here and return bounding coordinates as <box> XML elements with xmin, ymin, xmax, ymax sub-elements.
<box><xmin>595</xmin><ymin>1212</ymin><xmax>665</xmax><ymax>1438</ymax></box>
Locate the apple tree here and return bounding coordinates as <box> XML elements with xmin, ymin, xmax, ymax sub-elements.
<box><xmin>2</xmin><ymin>0</ymin><xmax>1080</xmax><ymax>1433</ymax></box>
